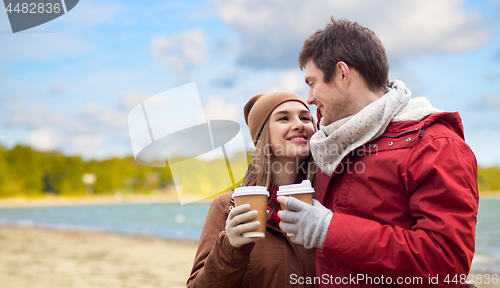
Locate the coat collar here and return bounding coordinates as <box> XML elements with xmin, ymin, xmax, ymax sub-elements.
<box><xmin>384</xmin><ymin>112</ymin><xmax>464</xmax><ymax>140</ymax></box>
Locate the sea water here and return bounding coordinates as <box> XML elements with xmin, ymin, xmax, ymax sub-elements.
<box><xmin>0</xmin><ymin>198</ymin><xmax>498</xmax><ymax>273</ymax></box>
<box><xmin>0</xmin><ymin>202</ymin><xmax>211</xmax><ymax>240</ymax></box>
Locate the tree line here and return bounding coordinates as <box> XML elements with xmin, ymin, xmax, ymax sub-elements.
<box><xmin>0</xmin><ymin>144</ymin><xmax>173</xmax><ymax>197</ymax></box>
<box><xmin>0</xmin><ymin>144</ymin><xmax>498</xmax><ymax>198</ymax></box>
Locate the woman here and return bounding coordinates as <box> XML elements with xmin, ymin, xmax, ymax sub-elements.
<box><xmin>187</xmin><ymin>91</ymin><xmax>317</xmax><ymax>288</ymax></box>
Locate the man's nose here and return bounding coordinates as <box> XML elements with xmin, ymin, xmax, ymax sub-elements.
<box><xmin>307</xmin><ymin>90</ymin><xmax>315</xmax><ymax>105</ymax></box>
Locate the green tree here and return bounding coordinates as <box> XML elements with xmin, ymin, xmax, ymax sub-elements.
<box><xmin>477</xmin><ymin>165</ymin><xmax>500</xmax><ymax>192</ymax></box>
<box><xmin>43</xmin><ymin>152</ymin><xmax>86</xmax><ymax>196</ymax></box>
<box><xmin>3</xmin><ymin>145</ymin><xmax>45</xmax><ymax>197</ymax></box>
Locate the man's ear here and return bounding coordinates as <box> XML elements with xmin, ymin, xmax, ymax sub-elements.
<box><xmin>337</xmin><ymin>61</ymin><xmax>350</xmax><ymax>88</ymax></box>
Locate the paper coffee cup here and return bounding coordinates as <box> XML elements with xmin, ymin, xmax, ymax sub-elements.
<box><xmin>277</xmin><ymin>180</ymin><xmax>315</xmax><ymax>236</ymax></box>
<box><xmin>232</xmin><ymin>186</ymin><xmax>270</xmax><ymax>238</ymax></box>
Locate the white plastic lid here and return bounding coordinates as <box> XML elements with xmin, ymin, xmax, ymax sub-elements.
<box><xmin>232</xmin><ymin>186</ymin><xmax>270</xmax><ymax>197</ymax></box>
<box><xmin>242</xmin><ymin>232</ymin><xmax>265</xmax><ymax>238</ymax></box>
<box><xmin>277</xmin><ymin>180</ymin><xmax>314</xmax><ymax>196</ymax></box>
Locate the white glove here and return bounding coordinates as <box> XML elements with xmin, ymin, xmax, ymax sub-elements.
<box><xmin>225</xmin><ymin>204</ymin><xmax>261</xmax><ymax>248</ymax></box>
<box><xmin>279</xmin><ymin>197</ymin><xmax>332</xmax><ymax>249</ymax></box>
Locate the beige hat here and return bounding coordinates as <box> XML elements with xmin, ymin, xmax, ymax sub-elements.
<box><xmin>244</xmin><ymin>91</ymin><xmax>310</xmax><ymax>144</ymax></box>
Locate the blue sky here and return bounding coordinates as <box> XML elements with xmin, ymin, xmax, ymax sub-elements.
<box><xmin>1</xmin><ymin>0</ymin><xmax>500</xmax><ymax>166</ymax></box>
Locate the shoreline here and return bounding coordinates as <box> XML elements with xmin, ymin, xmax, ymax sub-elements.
<box><xmin>0</xmin><ymin>222</ymin><xmax>200</xmax><ymax>244</ymax></box>
<box><xmin>0</xmin><ymin>193</ymin><xmax>214</xmax><ymax>209</ymax></box>
<box><xmin>0</xmin><ymin>221</ymin><xmax>201</xmax><ymax>243</ymax></box>
<box><xmin>479</xmin><ymin>192</ymin><xmax>500</xmax><ymax>199</ymax></box>
<box><xmin>0</xmin><ymin>191</ymin><xmax>498</xmax><ymax>209</ymax></box>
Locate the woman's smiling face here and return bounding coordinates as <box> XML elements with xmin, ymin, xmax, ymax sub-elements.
<box><xmin>268</xmin><ymin>101</ymin><xmax>315</xmax><ymax>161</ymax></box>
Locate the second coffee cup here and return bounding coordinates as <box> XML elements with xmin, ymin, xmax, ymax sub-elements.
<box><xmin>232</xmin><ymin>186</ymin><xmax>270</xmax><ymax>238</ymax></box>
<box><xmin>277</xmin><ymin>180</ymin><xmax>315</xmax><ymax>236</ymax></box>
<box><xmin>277</xmin><ymin>179</ymin><xmax>315</xmax><ymax>210</ymax></box>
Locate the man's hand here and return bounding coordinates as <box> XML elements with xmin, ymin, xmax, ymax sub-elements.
<box><xmin>277</xmin><ymin>196</ymin><xmax>333</xmax><ymax>249</ymax></box>
<box><xmin>225</xmin><ymin>204</ymin><xmax>261</xmax><ymax>248</ymax></box>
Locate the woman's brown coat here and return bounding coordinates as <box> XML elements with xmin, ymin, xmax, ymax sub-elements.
<box><xmin>187</xmin><ymin>191</ymin><xmax>316</xmax><ymax>288</ymax></box>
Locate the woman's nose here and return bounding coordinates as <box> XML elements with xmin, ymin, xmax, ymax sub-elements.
<box><xmin>292</xmin><ymin>118</ymin><xmax>304</xmax><ymax>131</ymax></box>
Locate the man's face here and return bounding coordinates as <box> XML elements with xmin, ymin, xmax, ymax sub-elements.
<box><xmin>304</xmin><ymin>58</ymin><xmax>351</xmax><ymax>126</ymax></box>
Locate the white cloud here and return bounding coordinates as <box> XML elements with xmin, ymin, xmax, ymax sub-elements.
<box><xmin>66</xmin><ymin>134</ymin><xmax>105</xmax><ymax>153</ymax></box>
<box><xmin>7</xmin><ymin>103</ymin><xmax>68</xmax><ymax>128</ymax></box>
<box><xmin>268</xmin><ymin>70</ymin><xmax>307</xmax><ymax>96</ymax></box>
<box><xmin>181</xmin><ymin>30</ymin><xmax>205</xmax><ymax>64</ymax></box>
<box><xmin>371</xmin><ymin>0</ymin><xmax>490</xmax><ymax>57</ymax></box>
<box><xmin>27</xmin><ymin>129</ymin><xmax>59</xmax><ymax>151</ymax></box>
<box><xmin>6</xmin><ymin>98</ymin><xmax>129</xmax><ymax>157</ymax></box>
<box><xmin>120</xmin><ymin>91</ymin><xmax>151</xmax><ymax>110</ymax></box>
<box><xmin>82</xmin><ymin>102</ymin><xmax>100</xmax><ymax>114</ymax></box>
<box><xmin>485</xmin><ymin>94</ymin><xmax>500</xmax><ymax>108</ymax></box>
<box><xmin>151</xmin><ymin>29</ymin><xmax>206</xmax><ymax>72</ymax></box>
<box><xmin>214</xmin><ymin>0</ymin><xmax>491</xmax><ymax>68</ymax></box>
<box><xmin>7</xmin><ymin>100</ymin><xmax>128</xmax><ymax>133</ymax></box>
<box><xmin>202</xmin><ymin>98</ymin><xmax>240</xmax><ymax>122</ymax></box>
<box><xmin>8</xmin><ymin>104</ymin><xmax>46</xmax><ymax>127</ymax></box>
<box><xmin>48</xmin><ymin>82</ymin><xmax>67</xmax><ymax>95</ymax></box>
<box><xmin>82</xmin><ymin>101</ymin><xmax>128</xmax><ymax>128</ymax></box>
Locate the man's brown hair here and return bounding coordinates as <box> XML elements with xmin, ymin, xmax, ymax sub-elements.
<box><xmin>299</xmin><ymin>17</ymin><xmax>389</xmax><ymax>92</ymax></box>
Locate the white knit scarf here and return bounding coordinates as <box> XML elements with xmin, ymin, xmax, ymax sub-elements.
<box><xmin>310</xmin><ymin>80</ymin><xmax>442</xmax><ymax>176</ymax></box>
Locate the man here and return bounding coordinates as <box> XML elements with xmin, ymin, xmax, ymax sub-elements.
<box><xmin>278</xmin><ymin>18</ymin><xmax>478</xmax><ymax>288</ymax></box>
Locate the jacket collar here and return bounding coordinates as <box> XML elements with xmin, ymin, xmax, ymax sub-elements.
<box><xmin>384</xmin><ymin>112</ymin><xmax>464</xmax><ymax>140</ymax></box>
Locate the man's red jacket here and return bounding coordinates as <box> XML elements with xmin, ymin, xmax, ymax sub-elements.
<box><xmin>314</xmin><ymin>112</ymin><xmax>479</xmax><ymax>287</ymax></box>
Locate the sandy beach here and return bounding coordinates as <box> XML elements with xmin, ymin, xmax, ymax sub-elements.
<box><xmin>2</xmin><ymin>226</ymin><xmax>499</xmax><ymax>288</ymax></box>
<box><xmin>0</xmin><ymin>225</ymin><xmax>198</xmax><ymax>288</ymax></box>
<box><xmin>0</xmin><ymin>192</ymin><xmax>218</xmax><ymax>209</ymax></box>
<box><xmin>0</xmin><ymin>196</ymin><xmax>499</xmax><ymax>288</ymax></box>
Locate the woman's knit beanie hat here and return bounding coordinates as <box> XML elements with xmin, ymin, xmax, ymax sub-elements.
<box><xmin>244</xmin><ymin>91</ymin><xmax>310</xmax><ymax>145</ymax></box>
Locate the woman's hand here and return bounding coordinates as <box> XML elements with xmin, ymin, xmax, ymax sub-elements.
<box><xmin>225</xmin><ymin>204</ymin><xmax>261</xmax><ymax>248</ymax></box>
